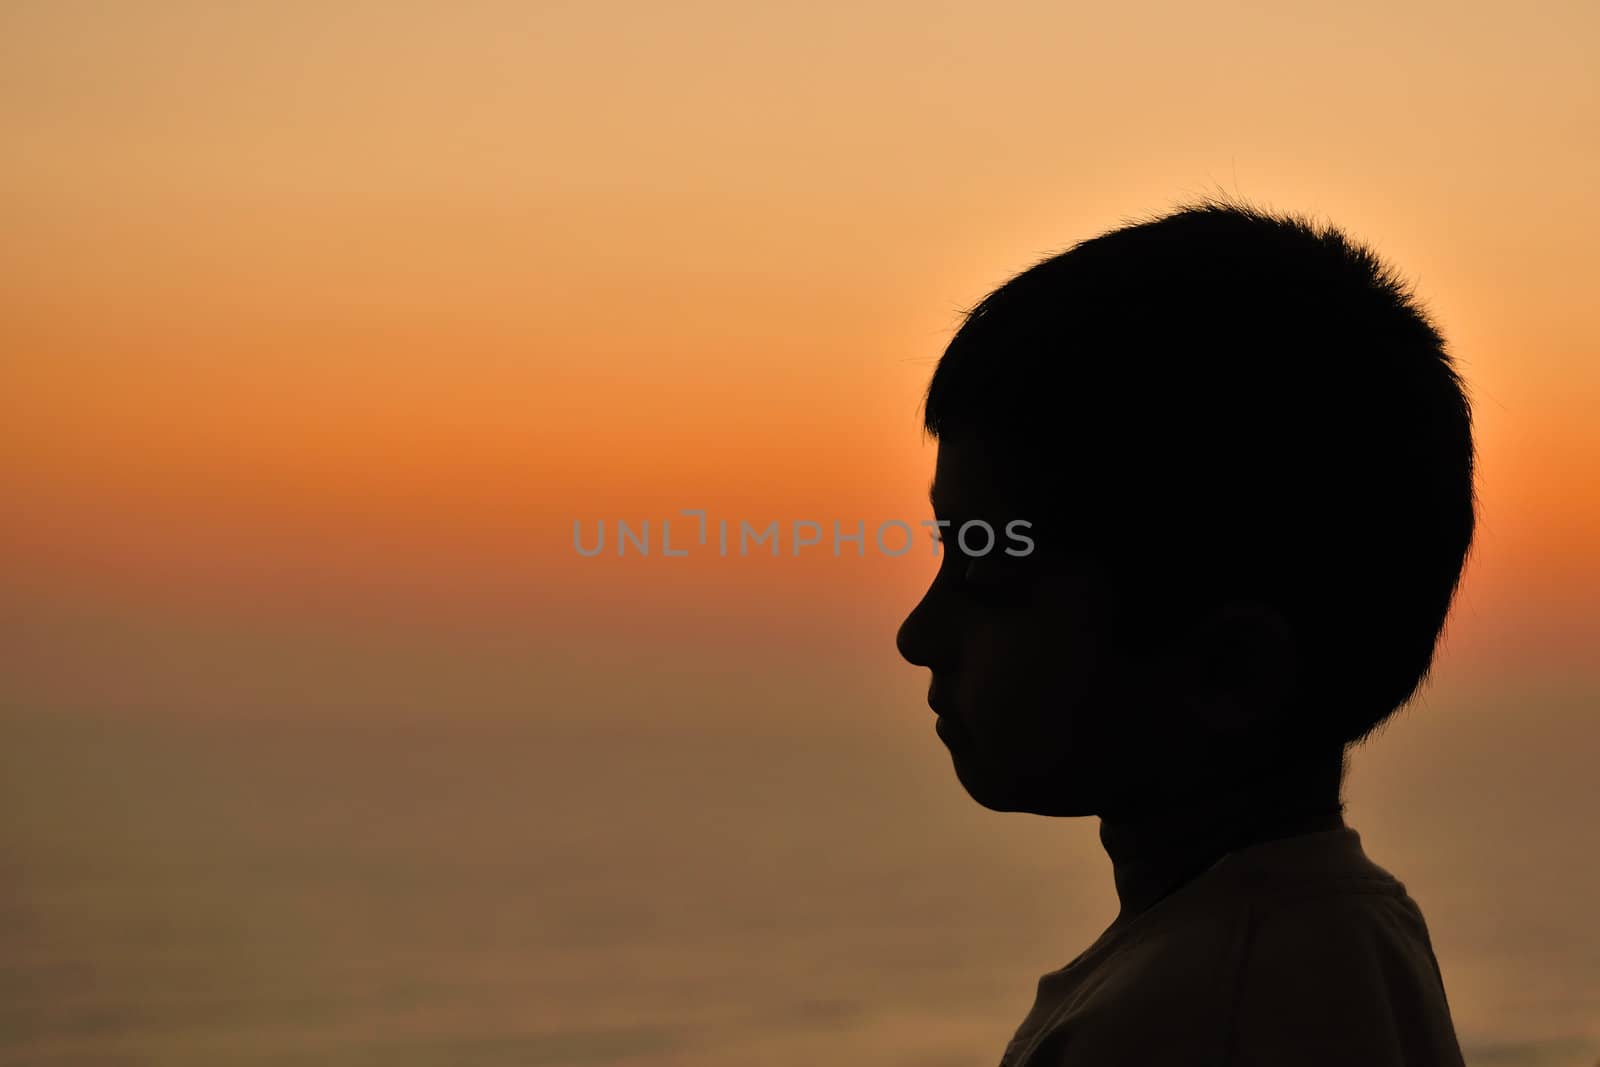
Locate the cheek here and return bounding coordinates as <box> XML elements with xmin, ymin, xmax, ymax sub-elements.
<box><xmin>956</xmin><ymin>612</ymin><xmax>1103</xmax><ymax>764</ymax></box>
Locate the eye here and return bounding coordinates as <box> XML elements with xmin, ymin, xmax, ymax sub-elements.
<box><xmin>961</xmin><ymin>556</ymin><xmax>1005</xmax><ymax>591</ymax></box>
<box><xmin>944</xmin><ymin>546</ymin><xmax>1027</xmax><ymax>603</ymax></box>
<box><xmin>929</xmin><ymin>530</ymin><xmax>973</xmax><ymax>583</ymax></box>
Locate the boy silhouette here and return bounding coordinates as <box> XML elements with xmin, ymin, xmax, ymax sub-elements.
<box><xmin>896</xmin><ymin>200</ymin><xmax>1474</xmax><ymax>1065</ymax></box>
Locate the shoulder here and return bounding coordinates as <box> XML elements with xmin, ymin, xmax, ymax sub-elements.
<box><xmin>1226</xmin><ymin>887</ymin><xmax>1465</xmax><ymax>1066</ymax></box>
<box><xmin>1001</xmin><ymin>901</ymin><xmax>1255</xmax><ymax>1066</ymax></box>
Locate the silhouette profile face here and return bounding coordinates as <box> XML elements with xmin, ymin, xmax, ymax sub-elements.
<box><xmin>895</xmin><ymin>434</ymin><xmax>1269</xmax><ymax>817</ymax></box>
<box><xmin>895</xmin><ymin>435</ymin><xmax>1124</xmax><ymax>815</ymax></box>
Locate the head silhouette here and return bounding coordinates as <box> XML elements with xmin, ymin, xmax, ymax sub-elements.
<box><xmin>896</xmin><ymin>199</ymin><xmax>1477</xmax><ymax>818</ymax></box>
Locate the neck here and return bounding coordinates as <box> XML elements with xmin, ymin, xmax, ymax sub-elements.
<box><xmin>1098</xmin><ymin>744</ymin><xmax>1347</xmax><ymax>931</ymax></box>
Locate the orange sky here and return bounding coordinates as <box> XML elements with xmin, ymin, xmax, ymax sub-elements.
<box><xmin>2</xmin><ymin>0</ymin><xmax>1597</xmax><ymax>707</ymax></box>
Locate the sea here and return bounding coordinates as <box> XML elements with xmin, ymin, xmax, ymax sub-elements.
<box><xmin>3</xmin><ymin>677</ymin><xmax>1596</xmax><ymax>1066</ymax></box>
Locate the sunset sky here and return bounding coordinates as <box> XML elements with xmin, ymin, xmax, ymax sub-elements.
<box><xmin>5</xmin><ymin>1</ymin><xmax>1597</xmax><ymax>700</ymax></box>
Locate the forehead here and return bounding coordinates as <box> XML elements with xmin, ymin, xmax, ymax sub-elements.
<box><xmin>928</xmin><ymin>435</ymin><xmax>1032</xmax><ymax>518</ymax></box>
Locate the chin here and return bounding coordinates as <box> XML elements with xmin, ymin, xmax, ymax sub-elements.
<box><xmin>952</xmin><ymin>760</ymin><xmax>1042</xmax><ymax>814</ymax></box>
<box><xmin>952</xmin><ymin>758</ymin><xmax>1097</xmax><ymax>817</ymax></box>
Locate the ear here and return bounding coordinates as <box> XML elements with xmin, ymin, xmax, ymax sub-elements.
<box><xmin>1171</xmin><ymin>600</ymin><xmax>1300</xmax><ymax>734</ymax></box>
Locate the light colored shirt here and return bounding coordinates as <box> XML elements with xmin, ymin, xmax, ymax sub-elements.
<box><xmin>998</xmin><ymin>828</ymin><xmax>1465</xmax><ymax>1066</ymax></box>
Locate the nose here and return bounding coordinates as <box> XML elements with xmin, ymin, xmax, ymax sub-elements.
<box><xmin>896</xmin><ymin>586</ymin><xmax>939</xmax><ymax>668</ymax></box>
